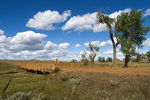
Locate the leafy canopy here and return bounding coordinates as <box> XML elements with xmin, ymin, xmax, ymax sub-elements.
<box><xmin>115</xmin><ymin>8</ymin><xmax>150</xmax><ymax>58</ymax></box>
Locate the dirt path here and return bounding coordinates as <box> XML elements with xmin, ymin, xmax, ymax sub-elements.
<box><xmin>59</xmin><ymin>67</ymin><xmax>150</xmax><ymax>76</ymax></box>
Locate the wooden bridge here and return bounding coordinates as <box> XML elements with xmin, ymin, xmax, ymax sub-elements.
<box><xmin>4</xmin><ymin>62</ymin><xmax>80</xmax><ymax>74</ymax></box>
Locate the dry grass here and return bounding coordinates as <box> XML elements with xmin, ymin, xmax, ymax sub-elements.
<box><xmin>0</xmin><ymin>62</ymin><xmax>150</xmax><ymax>100</ymax></box>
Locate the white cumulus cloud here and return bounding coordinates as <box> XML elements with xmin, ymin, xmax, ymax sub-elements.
<box><xmin>62</xmin><ymin>12</ymin><xmax>97</xmax><ymax>30</ymax></box>
<box><xmin>26</xmin><ymin>10</ymin><xmax>71</xmax><ymax>30</ymax></box>
<box><xmin>143</xmin><ymin>38</ymin><xmax>150</xmax><ymax>47</ymax></box>
<box><xmin>0</xmin><ymin>31</ymin><xmax>47</xmax><ymax>52</ymax></box>
<box><xmin>116</xmin><ymin>52</ymin><xmax>124</xmax><ymax>60</ymax></box>
<box><xmin>0</xmin><ymin>29</ymin><xmax>4</xmax><ymax>35</ymax></box>
<box><xmin>75</xmin><ymin>44</ymin><xmax>81</xmax><ymax>48</ymax></box>
<box><xmin>143</xmin><ymin>8</ymin><xmax>150</xmax><ymax>17</ymax></box>
<box><xmin>58</xmin><ymin>42</ymin><xmax>70</xmax><ymax>49</ymax></box>
<box><xmin>62</xmin><ymin>8</ymin><xmax>131</xmax><ymax>33</ymax></box>
<box><xmin>44</xmin><ymin>41</ymin><xmax>58</xmax><ymax>50</ymax></box>
<box><xmin>103</xmin><ymin>49</ymin><xmax>113</xmax><ymax>54</ymax></box>
<box><xmin>74</xmin><ymin>24</ymin><xmax>93</xmax><ymax>31</ymax></box>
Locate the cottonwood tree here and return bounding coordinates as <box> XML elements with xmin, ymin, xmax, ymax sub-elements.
<box><xmin>114</xmin><ymin>9</ymin><xmax>150</xmax><ymax>67</ymax></box>
<box><xmin>96</xmin><ymin>9</ymin><xmax>120</xmax><ymax>67</ymax></box>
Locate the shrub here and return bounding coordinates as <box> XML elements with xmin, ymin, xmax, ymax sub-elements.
<box><xmin>67</xmin><ymin>78</ymin><xmax>81</xmax><ymax>86</ymax></box>
<box><xmin>70</xmin><ymin>73</ymin><xmax>77</xmax><ymax>78</ymax></box>
<box><xmin>5</xmin><ymin>91</ymin><xmax>31</xmax><ymax>100</ymax></box>
<box><xmin>32</xmin><ymin>93</ymin><xmax>43</xmax><ymax>100</ymax></box>
<box><xmin>53</xmin><ymin>67</ymin><xmax>60</xmax><ymax>73</ymax></box>
<box><xmin>109</xmin><ymin>80</ymin><xmax>119</xmax><ymax>86</ymax></box>
<box><xmin>60</xmin><ymin>74</ymin><xmax>68</xmax><ymax>81</ymax></box>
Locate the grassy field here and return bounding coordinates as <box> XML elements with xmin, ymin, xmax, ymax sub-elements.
<box><xmin>0</xmin><ymin>61</ymin><xmax>150</xmax><ymax>100</ymax></box>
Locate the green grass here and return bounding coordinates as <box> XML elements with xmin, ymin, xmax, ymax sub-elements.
<box><xmin>0</xmin><ymin>62</ymin><xmax>150</xmax><ymax>99</ymax></box>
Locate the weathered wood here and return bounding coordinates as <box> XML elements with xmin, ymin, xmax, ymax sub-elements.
<box><xmin>2</xmin><ymin>79</ymin><xmax>11</xmax><ymax>93</ymax></box>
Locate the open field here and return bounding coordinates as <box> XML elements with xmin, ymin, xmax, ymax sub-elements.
<box><xmin>0</xmin><ymin>61</ymin><xmax>150</xmax><ymax>99</ymax></box>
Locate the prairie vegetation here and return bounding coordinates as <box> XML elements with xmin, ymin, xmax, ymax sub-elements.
<box><xmin>0</xmin><ymin>61</ymin><xmax>150</xmax><ymax>100</ymax></box>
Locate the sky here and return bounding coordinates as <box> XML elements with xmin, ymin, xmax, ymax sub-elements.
<box><xmin>0</xmin><ymin>0</ymin><xmax>150</xmax><ymax>61</ymax></box>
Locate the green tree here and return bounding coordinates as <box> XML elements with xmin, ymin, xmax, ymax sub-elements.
<box><xmin>135</xmin><ymin>53</ymin><xmax>141</xmax><ymax>62</ymax></box>
<box><xmin>146</xmin><ymin>51</ymin><xmax>150</xmax><ymax>62</ymax></box>
<box><xmin>98</xmin><ymin>57</ymin><xmax>105</xmax><ymax>62</ymax></box>
<box><xmin>96</xmin><ymin>9</ymin><xmax>120</xmax><ymax>67</ymax></box>
<box><xmin>98</xmin><ymin>56</ymin><xmax>103</xmax><ymax>62</ymax></box>
<box><xmin>102</xmin><ymin>57</ymin><xmax>105</xmax><ymax>62</ymax></box>
<box><xmin>106</xmin><ymin>56</ymin><xmax>113</xmax><ymax>62</ymax></box>
<box><xmin>115</xmin><ymin>9</ymin><xmax>150</xmax><ymax>67</ymax></box>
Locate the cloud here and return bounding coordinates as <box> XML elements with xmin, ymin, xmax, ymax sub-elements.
<box><xmin>84</xmin><ymin>41</ymin><xmax>101</xmax><ymax>47</ymax></box>
<box><xmin>116</xmin><ymin>52</ymin><xmax>124</xmax><ymax>60</ymax></box>
<box><xmin>0</xmin><ymin>29</ymin><xmax>4</xmax><ymax>35</ymax></box>
<box><xmin>103</xmin><ymin>49</ymin><xmax>113</xmax><ymax>54</ymax></box>
<box><xmin>58</xmin><ymin>42</ymin><xmax>70</xmax><ymax>49</ymax></box>
<box><xmin>143</xmin><ymin>8</ymin><xmax>150</xmax><ymax>17</ymax></box>
<box><xmin>0</xmin><ymin>35</ymin><xmax>7</xmax><ymax>43</ymax></box>
<box><xmin>62</xmin><ymin>12</ymin><xmax>97</xmax><ymax>30</ymax></box>
<box><xmin>74</xmin><ymin>24</ymin><xmax>93</xmax><ymax>31</ymax></box>
<box><xmin>84</xmin><ymin>37</ymin><xmax>117</xmax><ymax>48</ymax></box>
<box><xmin>109</xmin><ymin>8</ymin><xmax>131</xmax><ymax>18</ymax></box>
<box><xmin>75</xmin><ymin>44</ymin><xmax>81</xmax><ymax>48</ymax></box>
<box><xmin>0</xmin><ymin>31</ymin><xmax>80</xmax><ymax>61</ymax></box>
<box><xmin>92</xmin><ymin>23</ymin><xmax>108</xmax><ymax>32</ymax></box>
<box><xmin>26</xmin><ymin>10</ymin><xmax>71</xmax><ymax>30</ymax></box>
<box><xmin>79</xmin><ymin>50</ymin><xmax>92</xmax><ymax>59</ymax></box>
<box><xmin>143</xmin><ymin>38</ymin><xmax>150</xmax><ymax>47</ymax></box>
<box><xmin>62</xmin><ymin>8</ymin><xmax>131</xmax><ymax>33</ymax></box>
<box><xmin>65</xmin><ymin>31</ymin><xmax>72</xmax><ymax>35</ymax></box>
<box><xmin>0</xmin><ymin>31</ymin><xmax>47</xmax><ymax>52</ymax></box>
<box><xmin>10</xmin><ymin>31</ymin><xmax>47</xmax><ymax>44</ymax></box>
<box><xmin>44</xmin><ymin>41</ymin><xmax>58</xmax><ymax>50</ymax></box>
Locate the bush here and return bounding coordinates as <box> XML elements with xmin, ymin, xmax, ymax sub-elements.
<box><xmin>109</xmin><ymin>80</ymin><xmax>119</xmax><ymax>86</ymax></box>
<box><xmin>5</xmin><ymin>91</ymin><xmax>31</xmax><ymax>100</ymax></box>
<box><xmin>70</xmin><ymin>73</ymin><xmax>77</xmax><ymax>78</ymax></box>
<box><xmin>53</xmin><ymin>67</ymin><xmax>60</xmax><ymax>73</ymax></box>
<box><xmin>32</xmin><ymin>93</ymin><xmax>43</xmax><ymax>100</ymax></box>
<box><xmin>67</xmin><ymin>78</ymin><xmax>81</xmax><ymax>86</ymax></box>
<box><xmin>60</xmin><ymin>74</ymin><xmax>68</xmax><ymax>81</ymax></box>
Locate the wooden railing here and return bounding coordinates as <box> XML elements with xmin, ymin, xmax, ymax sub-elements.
<box><xmin>4</xmin><ymin>62</ymin><xmax>80</xmax><ymax>72</ymax></box>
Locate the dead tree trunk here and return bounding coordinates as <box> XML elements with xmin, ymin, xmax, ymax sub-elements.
<box><xmin>2</xmin><ymin>79</ymin><xmax>11</xmax><ymax>93</ymax></box>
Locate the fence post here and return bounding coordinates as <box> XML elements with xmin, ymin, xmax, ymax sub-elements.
<box><xmin>56</xmin><ymin>59</ymin><xmax>58</xmax><ymax>64</ymax></box>
<box><xmin>81</xmin><ymin>60</ymin><xmax>83</xmax><ymax>67</ymax></box>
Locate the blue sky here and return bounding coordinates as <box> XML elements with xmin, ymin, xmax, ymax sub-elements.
<box><xmin>0</xmin><ymin>0</ymin><xmax>150</xmax><ymax>61</ymax></box>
